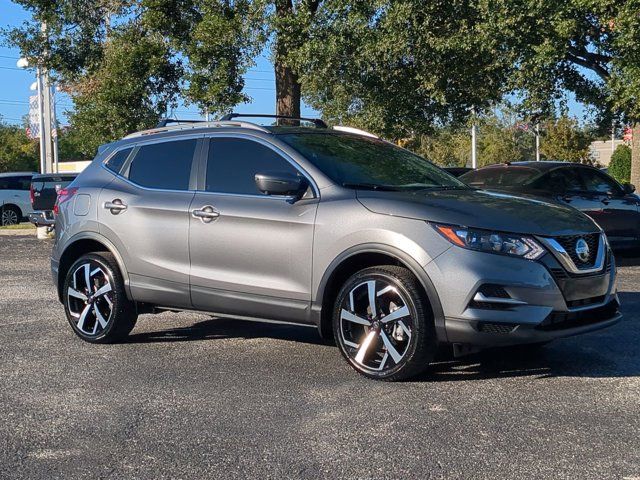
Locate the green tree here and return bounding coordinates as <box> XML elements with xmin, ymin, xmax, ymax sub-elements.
<box><xmin>0</xmin><ymin>118</ymin><xmax>38</xmax><ymax>173</ymax></box>
<box><xmin>291</xmin><ymin>1</ymin><xmax>513</xmax><ymax>138</ymax></box>
<box><xmin>485</xmin><ymin>0</ymin><xmax>640</xmax><ymax>188</ymax></box>
<box><xmin>608</xmin><ymin>144</ymin><xmax>632</xmax><ymax>184</ymax></box>
<box><xmin>540</xmin><ymin>115</ymin><xmax>592</xmax><ymax>163</ymax></box>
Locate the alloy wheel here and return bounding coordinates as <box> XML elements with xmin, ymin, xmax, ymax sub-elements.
<box><xmin>339</xmin><ymin>279</ymin><xmax>414</xmax><ymax>372</ymax></box>
<box><xmin>1</xmin><ymin>208</ymin><xmax>18</xmax><ymax>226</ymax></box>
<box><xmin>66</xmin><ymin>261</ymin><xmax>114</xmax><ymax>336</ymax></box>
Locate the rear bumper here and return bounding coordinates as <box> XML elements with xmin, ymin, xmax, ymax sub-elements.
<box><xmin>29</xmin><ymin>210</ymin><xmax>55</xmax><ymax>227</ymax></box>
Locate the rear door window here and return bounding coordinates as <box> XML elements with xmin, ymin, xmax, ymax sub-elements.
<box><xmin>128</xmin><ymin>140</ymin><xmax>197</xmax><ymax>190</ymax></box>
<box><xmin>7</xmin><ymin>176</ymin><xmax>32</xmax><ymax>190</ymax></box>
<box><xmin>205</xmin><ymin>137</ymin><xmax>300</xmax><ymax>195</ymax></box>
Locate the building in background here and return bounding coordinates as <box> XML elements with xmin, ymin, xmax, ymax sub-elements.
<box><xmin>589</xmin><ymin>139</ymin><xmax>625</xmax><ymax>167</ymax></box>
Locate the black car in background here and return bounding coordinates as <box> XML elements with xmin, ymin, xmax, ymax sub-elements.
<box><xmin>460</xmin><ymin>161</ymin><xmax>640</xmax><ymax>250</ymax></box>
<box><xmin>29</xmin><ymin>173</ymin><xmax>77</xmax><ymax>227</ymax></box>
<box><xmin>444</xmin><ymin>167</ymin><xmax>474</xmax><ymax>177</ymax></box>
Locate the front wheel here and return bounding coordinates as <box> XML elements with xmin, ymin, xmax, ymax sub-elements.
<box><xmin>63</xmin><ymin>252</ymin><xmax>137</xmax><ymax>343</ymax></box>
<box><xmin>332</xmin><ymin>265</ymin><xmax>437</xmax><ymax>381</ymax></box>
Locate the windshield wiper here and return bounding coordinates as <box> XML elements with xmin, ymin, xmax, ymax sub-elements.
<box><xmin>415</xmin><ymin>185</ymin><xmax>469</xmax><ymax>191</ymax></box>
<box><xmin>341</xmin><ymin>182</ymin><xmax>402</xmax><ymax>191</ymax></box>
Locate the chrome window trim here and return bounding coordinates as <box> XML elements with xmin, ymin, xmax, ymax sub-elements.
<box><xmin>536</xmin><ymin>233</ymin><xmax>606</xmax><ymax>275</ymax></box>
<box><xmin>201</xmin><ymin>132</ymin><xmax>320</xmax><ymax>199</ymax></box>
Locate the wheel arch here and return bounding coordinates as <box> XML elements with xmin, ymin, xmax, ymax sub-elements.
<box><xmin>314</xmin><ymin>244</ymin><xmax>446</xmax><ymax>343</ymax></box>
<box><xmin>57</xmin><ymin>233</ymin><xmax>130</xmax><ymax>303</ymax></box>
<box><xmin>1</xmin><ymin>203</ymin><xmax>23</xmax><ymax>218</ymax></box>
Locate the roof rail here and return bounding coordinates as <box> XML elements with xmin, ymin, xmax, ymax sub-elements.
<box><xmin>220</xmin><ymin>113</ymin><xmax>328</xmax><ymax>129</ymax></box>
<box><xmin>332</xmin><ymin>126</ymin><xmax>379</xmax><ymax>138</ymax></box>
<box><xmin>123</xmin><ymin>119</ymin><xmax>271</xmax><ymax>139</ymax></box>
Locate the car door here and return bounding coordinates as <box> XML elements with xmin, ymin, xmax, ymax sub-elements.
<box><xmin>541</xmin><ymin>167</ymin><xmax>609</xmax><ymax>227</ymax></box>
<box><xmin>98</xmin><ymin>137</ymin><xmax>202</xmax><ymax>308</ymax></box>
<box><xmin>7</xmin><ymin>175</ymin><xmax>33</xmax><ymax>216</ymax></box>
<box><xmin>189</xmin><ymin>135</ymin><xmax>319</xmax><ymax>322</ymax></box>
<box><xmin>576</xmin><ymin>167</ymin><xmax>640</xmax><ymax>245</ymax></box>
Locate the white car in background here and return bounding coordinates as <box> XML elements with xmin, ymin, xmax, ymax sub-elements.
<box><xmin>0</xmin><ymin>172</ymin><xmax>36</xmax><ymax>226</ymax></box>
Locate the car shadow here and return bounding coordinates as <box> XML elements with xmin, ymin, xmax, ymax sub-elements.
<box><xmin>127</xmin><ymin>291</ymin><xmax>640</xmax><ymax>381</ymax></box>
<box><xmin>127</xmin><ymin>317</ymin><xmax>328</xmax><ymax>347</ymax></box>
<box><xmin>415</xmin><ymin>290</ymin><xmax>640</xmax><ymax>382</ymax></box>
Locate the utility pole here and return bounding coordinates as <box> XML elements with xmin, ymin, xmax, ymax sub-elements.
<box><xmin>611</xmin><ymin>120</ymin><xmax>616</xmax><ymax>154</ymax></box>
<box><xmin>35</xmin><ymin>65</ymin><xmax>47</xmax><ymax>174</ymax></box>
<box><xmin>471</xmin><ymin>107</ymin><xmax>477</xmax><ymax>169</ymax></box>
<box><xmin>535</xmin><ymin>123</ymin><xmax>540</xmax><ymax>161</ymax></box>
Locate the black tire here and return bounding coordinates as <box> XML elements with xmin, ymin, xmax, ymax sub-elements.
<box><xmin>332</xmin><ymin>265</ymin><xmax>437</xmax><ymax>381</ymax></box>
<box><xmin>1</xmin><ymin>205</ymin><xmax>21</xmax><ymax>226</ymax></box>
<box><xmin>63</xmin><ymin>252</ymin><xmax>137</xmax><ymax>343</ymax></box>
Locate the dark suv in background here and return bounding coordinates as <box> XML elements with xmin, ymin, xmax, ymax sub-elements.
<box><xmin>51</xmin><ymin>115</ymin><xmax>621</xmax><ymax>381</ymax></box>
<box><xmin>29</xmin><ymin>173</ymin><xmax>77</xmax><ymax>227</ymax></box>
<box><xmin>461</xmin><ymin>162</ymin><xmax>640</xmax><ymax>250</ymax></box>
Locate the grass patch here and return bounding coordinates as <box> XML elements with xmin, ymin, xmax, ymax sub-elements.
<box><xmin>0</xmin><ymin>223</ymin><xmax>35</xmax><ymax>230</ymax></box>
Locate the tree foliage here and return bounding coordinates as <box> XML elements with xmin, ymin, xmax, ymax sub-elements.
<box><xmin>0</xmin><ymin>118</ymin><xmax>38</xmax><ymax>173</ymax></box>
<box><xmin>540</xmin><ymin>115</ymin><xmax>591</xmax><ymax>163</ymax></box>
<box><xmin>608</xmin><ymin>144</ymin><xmax>632</xmax><ymax>184</ymax></box>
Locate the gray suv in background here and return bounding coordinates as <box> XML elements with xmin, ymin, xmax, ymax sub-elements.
<box><xmin>51</xmin><ymin>114</ymin><xmax>621</xmax><ymax>381</ymax></box>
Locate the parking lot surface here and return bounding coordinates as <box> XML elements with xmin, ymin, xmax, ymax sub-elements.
<box><xmin>1</xmin><ymin>233</ymin><xmax>639</xmax><ymax>479</ymax></box>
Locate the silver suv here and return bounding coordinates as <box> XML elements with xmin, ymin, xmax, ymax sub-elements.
<box><xmin>52</xmin><ymin>115</ymin><xmax>621</xmax><ymax>380</ymax></box>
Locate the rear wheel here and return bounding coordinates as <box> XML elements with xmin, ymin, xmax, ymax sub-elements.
<box><xmin>1</xmin><ymin>205</ymin><xmax>20</xmax><ymax>226</ymax></box>
<box><xmin>332</xmin><ymin>266</ymin><xmax>437</xmax><ymax>381</ymax></box>
<box><xmin>63</xmin><ymin>252</ymin><xmax>137</xmax><ymax>343</ymax></box>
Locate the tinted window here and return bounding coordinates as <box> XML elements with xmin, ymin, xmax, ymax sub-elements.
<box><xmin>0</xmin><ymin>176</ymin><xmax>32</xmax><ymax>190</ymax></box>
<box><xmin>460</xmin><ymin>167</ymin><xmax>540</xmax><ymax>189</ymax></box>
<box><xmin>206</xmin><ymin>138</ymin><xmax>299</xmax><ymax>195</ymax></box>
<box><xmin>105</xmin><ymin>148</ymin><xmax>133</xmax><ymax>174</ymax></box>
<box><xmin>535</xmin><ymin>169</ymin><xmax>583</xmax><ymax>193</ymax></box>
<box><xmin>280</xmin><ymin>133</ymin><xmax>465</xmax><ymax>191</ymax></box>
<box><xmin>128</xmin><ymin>140</ymin><xmax>196</xmax><ymax>190</ymax></box>
<box><xmin>578</xmin><ymin>168</ymin><xmax>622</xmax><ymax>195</ymax></box>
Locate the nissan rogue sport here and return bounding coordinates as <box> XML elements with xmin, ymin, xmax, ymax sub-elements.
<box><xmin>51</xmin><ymin>114</ymin><xmax>621</xmax><ymax>381</ymax></box>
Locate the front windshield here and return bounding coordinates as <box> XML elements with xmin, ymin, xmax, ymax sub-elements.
<box><xmin>279</xmin><ymin>132</ymin><xmax>468</xmax><ymax>191</ymax></box>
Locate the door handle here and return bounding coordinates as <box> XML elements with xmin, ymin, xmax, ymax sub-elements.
<box><xmin>192</xmin><ymin>205</ymin><xmax>220</xmax><ymax>223</ymax></box>
<box><xmin>104</xmin><ymin>199</ymin><xmax>127</xmax><ymax>214</ymax></box>
<box><xmin>601</xmin><ymin>197</ymin><xmax>610</xmax><ymax>205</ymax></box>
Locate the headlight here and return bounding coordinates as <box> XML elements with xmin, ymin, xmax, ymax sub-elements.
<box><xmin>432</xmin><ymin>223</ymin><xmax>545</xmax><ymax>260</ymax></box>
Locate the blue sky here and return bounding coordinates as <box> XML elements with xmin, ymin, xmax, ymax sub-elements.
<box><xmin>0</xmin><ymin>0</ymin><xmax>318</xmax><ymax>127</ymax></box>
<box><xmin>1</xmin><ymin>0</ymin><xmax>587</xmax><ymax>128</ymax></box>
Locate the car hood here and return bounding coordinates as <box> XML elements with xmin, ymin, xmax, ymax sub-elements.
<box><xmin>356</xmin><ymin>188</ymin><xmax>600</xmax><ymax>236</ymax></box>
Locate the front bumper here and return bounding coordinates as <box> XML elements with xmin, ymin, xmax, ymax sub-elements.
<box><xmin>424</xmin><ymin>246</ymin><xmax>620</xmax><ymax>347</ymax></box>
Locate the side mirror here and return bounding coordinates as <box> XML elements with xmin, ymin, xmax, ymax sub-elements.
<box><xmin>255</xmin><ymin>172</ymin><xmax>307</xmax><ymax>197</ymax></box>
<box><xmin>622</xmin><ymin>183</ymin><xmax>636</xmax><ymax>195</ymax></box>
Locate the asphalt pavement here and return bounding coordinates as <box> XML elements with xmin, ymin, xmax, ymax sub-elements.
<box><xmin>1</xmin><ymin>233</ymin><xmax>639</xmax><ymax>479</ymax></box>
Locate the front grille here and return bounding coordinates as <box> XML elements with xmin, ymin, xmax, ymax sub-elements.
<box><xmin>536</xmin><ymin>299</ymin><xmax>619</xmax><ymax>331</ymax></box>
<box><xmin>477</xmin><ymin>322</ymin><xmax>517</xmax><ymax>334</ymax></box>
<box><xmin>554</xmin><ymin>233</ymin><xmax>600</xmax><ymax>270</ymax></box>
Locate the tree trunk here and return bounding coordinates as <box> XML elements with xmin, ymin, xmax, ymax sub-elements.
<box><xmin>274</xmin><ymin>0</ymin><xmax>301</xmax><ymax>125</ymax></box>
<box><xmin>631</xmin><ymin>123</ymin><xmax>640</xmax><ymax>189</ymax></box>
<box><xmin>275</xmin><ymin>59</ymin><xmax>301</xmax><ymax>124</ymax></box>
